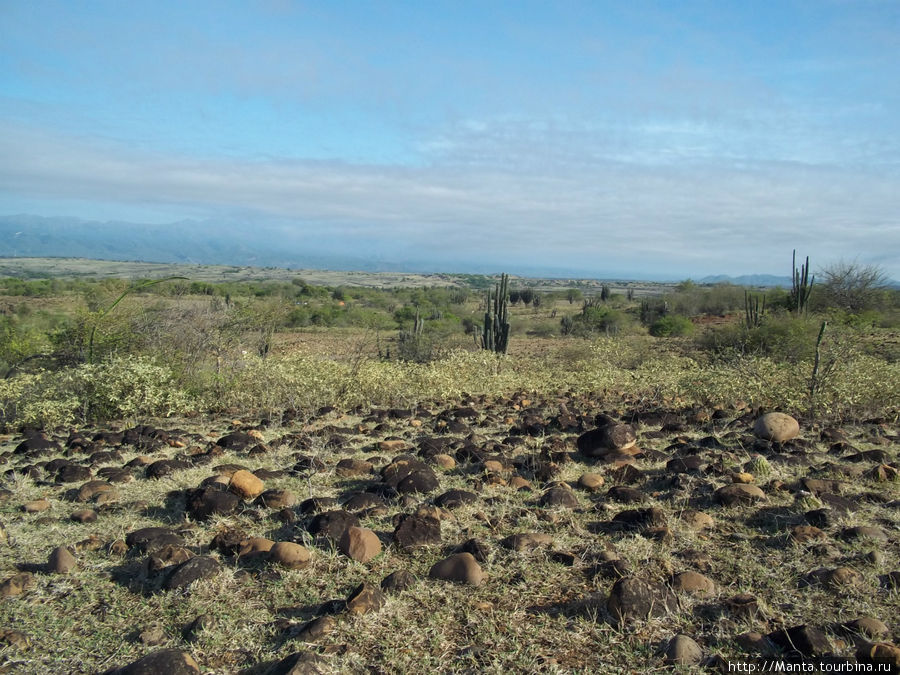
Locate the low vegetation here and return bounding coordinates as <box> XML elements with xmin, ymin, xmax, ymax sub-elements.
<box><xmin>0</xmin><ymin>256</ymin><xmax>898</xmax><ymax>673</ymax></box>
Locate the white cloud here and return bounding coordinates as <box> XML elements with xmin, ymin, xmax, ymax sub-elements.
<box><xmin>1</xmin><ymin>121</ymin><xmax>898</xmax><ymax>278</ymax></box>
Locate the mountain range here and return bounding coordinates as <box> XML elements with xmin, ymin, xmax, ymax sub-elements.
<box><xmin>0</xmin><ymin>214</ymin><xmax>873</xmax><ymax>286</ymax></box>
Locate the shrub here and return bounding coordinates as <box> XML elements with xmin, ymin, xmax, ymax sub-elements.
<box><xmin>0</xmin><ymin>356</ymin><xmax>192</xmax><ymax>429</ymax></box>
<box><xmin>649</xmin><ymin>315</ymin><xmax>694</xmax><ymax>337</ymax></box>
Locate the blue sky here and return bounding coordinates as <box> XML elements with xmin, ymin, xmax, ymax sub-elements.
<box><xmin>1</xmin><ymin>0</ymin><xmax>898</xmax><ymax>278</ymax></box>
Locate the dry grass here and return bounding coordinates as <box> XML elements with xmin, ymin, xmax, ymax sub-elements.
<box><xmin>0</xmin><ymin>397</ymin><xmax>897</xmax><ymax>673</ymax></box>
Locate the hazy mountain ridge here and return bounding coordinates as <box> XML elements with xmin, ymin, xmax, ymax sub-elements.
<box><xmin>3</xmin><ymin>215</ymin><xmax>894</xmax><ymax>285</ymax></box>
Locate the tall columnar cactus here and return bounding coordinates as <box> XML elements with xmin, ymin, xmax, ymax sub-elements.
<box><xmin>790</xmin><ymin>250</ymin><xmax>814</xmax><ymax>315</ymax></box>
<box><xmin>481</xmin><ymin>273</ymin><xmax>510</xmax><ymax>354</ymax></box>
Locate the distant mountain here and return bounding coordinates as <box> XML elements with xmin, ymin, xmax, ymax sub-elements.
<box><xmin>698</xmin><ymin>274</ymin><xmax>792</xmax><ymax>287</ymax></box>
<box><xmin>4</xmin><ymin>214</ymin><xmax>856</xmax><ymax>284</ymax></box>
<box><xmin>0</xmin><ymin>214</ymin><xmax>394</xmax><ymax>273</ymax></box>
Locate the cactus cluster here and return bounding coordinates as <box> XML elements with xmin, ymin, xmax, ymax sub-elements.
<box><xmin>744</xmin><ymin>290</ymin><xmax>766</xmax><ymax>328</ymax></box>
<box><xmin>481</xmin><ymin>273</ymin><xmax>510</xmax><ymax>354</ymax></box>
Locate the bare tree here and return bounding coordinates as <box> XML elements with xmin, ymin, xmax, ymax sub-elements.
<box><xmin>818</xmin><ymin>260</ymin><xmax>889</xmax><ymax>312</ymax></box>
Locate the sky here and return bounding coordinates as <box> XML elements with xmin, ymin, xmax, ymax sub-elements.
<box><xmin>1</xmin><ymin>0</ymin><xmax>899</xmax><ymax>279</ymax></box>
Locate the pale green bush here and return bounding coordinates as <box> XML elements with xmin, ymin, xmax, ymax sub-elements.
<box><xmin>0</xmin><ymin>356</ymin><xmax>191</xmax><ymax>428</ymax></box>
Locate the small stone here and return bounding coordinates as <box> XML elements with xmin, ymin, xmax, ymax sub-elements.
<box><xmin>859</xmin><ymin>643</ymin><xmax>900</xmax><ymax>668</ymax></box>
<box><xmin>335</xmin><ymin>458</ymin><xmax>374</xmax><ymax>477</ymax></box>
<box><xmin>826</xmin><ymin>566</ymin><xmax>863</xmax><ymax>589</ymax></box>
<box><xmin>269</xmin><ymin>542</ymin><xmax>311</xmax><ymax>569</ymax></box>
<box><xmin>255</xmin><ymin>489</ymin><xmax>296</xmax><ymax>509</ymax></box>
<box><xmin>182</xmin><ymin>614</ymin><xmax>214</xmax><ymax>642</ymax></box>
<box><xmin>432</xmin><ymin>454</ymin><xmax>456</xmax><ymax>470</ymax></box>
<box><xmin>841</xmin><ymin>526</ymin><xmax>888</xmax><ymax>542</ymax></box>
<box><xmin>681</xmin><ymin>510</ymin><xmax>714</xmax><ymax>531</ymax></box>
<box><xmin>428</xmin><ymin>552</ymin><xmax>484</xmax><ymax>586</ymax></box>
<box><xmin>228</xmin><ymin>470</ymin><xmax>264</xmax><ymax>500</ymax></box>
<box><xmin>753</xmin><ymin>412</ymin><xmax>800</xmax><ymax>442</ymax></box>
<box><xmin>736</xmin><ymin>631</ymin><xmax>776</xmax><ymax>655</ymax></box>
<box><xmin>147</xmin><ymin>545</ymin><xmax>192</xmax><ymax>575</ymax></box>
<box><xmin>346</xmin><ymin>582</ymin><xmax>386</xmax><ymax>615</ymax></box>
<box><xmin>540</xmin><ymin>487</ymin><xmax>578</xmax><ymax>508</ymax></box>
<box><xmin>187</xmin><ymin>487</ymin><xmax>239</xmax><ymax>521</ymax></box>
<box><xmin>265</xmin><ymin>651</ymin><xmax>327</xmax><ymax>675</ymax></box>
<box><xmin>508</xmin><ymin>476</ymin><xmax>532</xmax><ymax>490</ymax></box>
<box><xmin>500</xmin><ymin>533</ymin><xmax>553</xmax><ymax>552</ymax></box>
<box><xmin>47</xmin><ymin>546</ymin><xmax>76</xmax><ymax>574</ymax></box>
<box><xmin>76</xmin><ymin>480</ymin><xmax>118</xmax><ymax>504</ymax></box>
<box><xmin>577</xmin><ymin>473</ymin><xmax>605</xmax><ymax>491</ymax></box>
<box><xmin>379</xmin><ymin>440</ymin><xmax>406</xmax><ymax>452</ymax></box>
<box><xmin>768</xmin><ymin>625</ymin><xmax>832</xmax><ymax>657</ymax></box>
<box><xmin>724</xmin><ymin>593</ymin><xmax>762</xmax><ymax>620</ymax></box>
<box><xmin>109</xmin><ymin>539</ymin><xmax>128</xmax><ymax>556</ymax></box>
<box><xmin>731</xmin><ymin>472</ymin><xmax>755</xmax><ymax>484</ymax></box>
<box><xmin>295</xmin><ymin>615</ymin><xmax>335</xmax><ymax>642</ymax></box>
<box><xmin>392</xmin><ymin>515</ymin><xmax>441</xmax><ymax>549</ymax></box>
<box><xmin>671</xmin><ymin>571</ymin><xmax>716</xmax><ymax>596</ymax></box>
<box><xmin>0</xmin><ymin>572</ymin><xmax>34</xmax><ymax>598</ymax></box>
<box><xmin>606</xmin><ymin>577</ymin><xmax>677</xmax><ymax>624</ymax></box>
<box><xmin>844</xmin><ymin>617</ymin><xmax>889</xmax><ymax>640</ymax></box>
<box><xmin>339</xmin><ymin>527</ymin><xmax>382</xmax><ymax>563</ymax></box>
<box><xmin>381</xmin><ymin>570</ymin><xmax>417</xmax><ymax>593</ymax></box>
<box><xmin>138</xmin><ymin>625</ymin><xmax>167</xmax><ymax>647</ymax></box>
<box><xmin>308</xmin><ymin>510</ymin><xmax>360</xmax><ymax>541</ymax></box>
<box><xmin>163</xmin><ymin>556</ymin><xmax>220</xmax><ymax>590</ymax></box>
<box><xmin>791</xmin><ymin>525</ymin><xmax>827</xmax><ymax>544</ymax></box>
<box><xmin>716</xmin><ymin>483</ymin><xmax>766</xmax><ymax>506</ymax></box>
<box><xmin>23</xmin><ymin>499</ymin><xmax>51</xmax><ymax>513</ymax></box>
<box><xmin>109</xmin><ymin>648</ymin><xmax>200</xmax><ymax>674</ymax></box>
<box><xmin>71</xmin><ymin>509</ymin><xmax>97</xmax><ymax>523</ymax></box>
<box><xmin>238</xmin><ymin>537</ymin><xmax>275</xmax><ymax>558</ymax></box>
<box><xmin>0</xmin><ymin>629</ymin><xmax>30</xmax><ymax>649</ymax></box>
<box><xmin>665</xmin><ymin>634</ymin><xmax>703</xmax><ymax>666</ymax></box>
<box><xmin>434</xmin><ymin>489</ymin><xmax>478</xmax><ymax>509</ymax></box>
<box><xmin>126</xmin><ymin>527</ymin><xmax>185</xmax><ymax>554</ymax></box>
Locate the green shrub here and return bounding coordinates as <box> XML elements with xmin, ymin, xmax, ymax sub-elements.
<box><xmin>0</xmin><ymin>356</ymin><xmax>191</xmax><ymax>429</ymax></box>
<box><xmin>649</xmin><ymin>315</ymin><xmax>695</xmax><ymax>337</ymax></box>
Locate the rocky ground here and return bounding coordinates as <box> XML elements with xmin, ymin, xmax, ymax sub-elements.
<box><xmin>0</xmin><ymin>396</ymin><xmax>898</xmax><ymax>674</ymax></box>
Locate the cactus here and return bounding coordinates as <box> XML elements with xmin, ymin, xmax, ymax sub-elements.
<box><xmin>744</xmin><ymin>290</ymin><xmax>766</xmax><ymax>328</ymax></box>
<box><xmin>481</xmin><ymin>273</ymin><xmax>510</xmax><ymax>354</ymax></box>
<box><xmin>790</xmin><ymin>250</ymin><xmax>814</xmax><ymax>315</ymax></box>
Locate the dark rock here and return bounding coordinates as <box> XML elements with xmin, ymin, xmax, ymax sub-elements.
<box><xmin>428</xmin><ymin>552</ymin><xmax>484</xmax><ymax>585</ymax></box>
<box><xmin>459</xmin><ymin>538</ymin><xmax>491</xmax><ymax>562</ymax></box>
<box><xmin>187</xmin><ymin>487</ymin><xmax>239</xmax><ymax>521</ymax></box>
<box><xmin>163</xmin><ymin>556</ymin><xmax>220</xmax><ymax>591</ymax></box>
<box><xmin>768</xmin><ymin>625</ymin><xmax>833</xmax><ymax>658</ymax></box>
<box><xmin>381</xmin><ymin>570</ymin><xmax>417</xmax><ymax>593</ymax></box>
<box><xmin>612</xmin><ymin>507</ymin><xmax>666</xmax><ymax>531</ymax></box>
<box><xmin>715</xmin><ymin>483</ymin><xmax>766</xmax><ymax>506</ymax></box>
<box><xmin>392</xmin><ymin>514</ymin><xmax>441</xmax><ymax>549</ymax></box>
<box><xmin>146</xmin><ymin>460</ymin><xmax>192</xmax><ymax>480</ymax></box>
<box><xmin>264</xmin><ymin>651</ymin><xmax>326</xmax><ymax>675</ymax></box>
<box><xmin>606</xmin><ymin>577</ymin><xmax>677</xmax><ymax>624</ymax></box>
<box><xmin>57</xmin><ymin>464</ymin><xmax>92</xmax><ymax>483</ymax></box>
<box><xmin>434</xmin><ymin>489</ymin><xmax>478</xmax><ymax>509</ymax></box>
<box><xmin>126</xmin><ymin>528</ymin><xmax>186</xmax><ymax>554</ymax></box>
<box><xmin>346</xmin><ymin>582</ymin><xmax>386</xmax><ymax>615</ymax></box>
<box><xmin>182</xmin><ymin>614</ymin><xmax>214</xmax><ymax>642</ymax></box>
<box><xmin>298</xmin><ymin>497</ymin><xmax>338</xmax><ymax>514</ymax></box>
<box><xmin>307</xmin><ymin>510</ymin><xmax>359</xmax><ymax>541</ymax></box>
<box><xmin>540</xmin><ymin>487</ymin><xmax>578</xmax><ymax>508</ymax></box>
<box><xmin>335</xmin><ymin>458</ymin><xmax>374</xmax><ymax>478</ymax></box>
<box><xmin>606</xmin><ymin>486</ymin><xmax>646</xmax><ymax>504</ymax></box>
<box><xmin>106</xmin><ymin>648</ymin><xmax>200</xmax><ymax>675</ymax></box>
<box><xmin>343</xmin><ymin>492</ymin><xmax>387</xmax><ymax>514</ymax></box>
<box><xmin>216</xmin><ymin>432</ymin><xmax>254</xmax><ymax>451</ymax></box>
